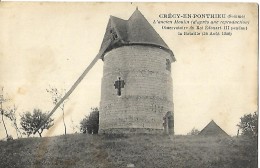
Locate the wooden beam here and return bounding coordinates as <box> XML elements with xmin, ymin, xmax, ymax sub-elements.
<box><xmin>34</xmin><ymin>39</ymin><xmax>111</xmax><ymax>134</ymax></box>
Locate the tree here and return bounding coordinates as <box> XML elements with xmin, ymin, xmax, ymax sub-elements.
<box><xmin>1</xmin><ymin>108</ymin><xmax>9</xmax><ymax>138</ymax></box>
<box><xmin>5</xmin><ymin>105</ymin><xmax>22</xmax><ymax>138</ymax></box>
<box><xmin>46</xmin><ymin>86</ymin><xmax>68</xmax><ymax>135</ymax></box>
<box><xmin>237</xmin><ymin>112</ymin><xmax>258</xmax><ymax>138</ymax></box>
<box><xmin>80</xmin><ymin>107</ymin><xmax>99</xmax><ymax>134</ymax></box>
<box><xmin>187</xmin><ymin>127</ymin><xmax>200</xmax><ymax>135</ymax></box>
<box><xmin>20</xmin><ymin>109</ymin><xmax>54</xmax><ymax>137</ymax></box>
<box><xmin>0</xmin><ymin>87</ymin><xmax>10</xmax><ymax>139</ymax></box>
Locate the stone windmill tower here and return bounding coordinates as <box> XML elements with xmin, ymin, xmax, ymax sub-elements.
<box><xmin>34</xmin><ymin>8</ymin><xmax>175</xmax><ymax>135</ymax></box>
<box><xmin>99</xmin><ymin>9</ymin><xmax>176</xmax><ymax>134</ymax></box>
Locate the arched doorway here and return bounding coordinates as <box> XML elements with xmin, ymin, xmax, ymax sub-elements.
<box><xmin>163</xmin><ymin>111</ymin><xmax>174</xmax><ymax>135</ymax></box>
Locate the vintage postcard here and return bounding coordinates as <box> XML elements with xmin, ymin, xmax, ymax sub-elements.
<box><xmin>0</xmin><ymin>2</ymin><xmax>258</xmax><ymax>167</ymax></box>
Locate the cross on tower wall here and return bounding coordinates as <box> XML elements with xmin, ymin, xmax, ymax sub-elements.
<box><xmin>114</xmin><ymin>77</ymin><xmax>125</xmax><ymax>96</ymax></box>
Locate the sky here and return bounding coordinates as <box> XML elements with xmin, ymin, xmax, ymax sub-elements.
<box><xmin>0</xmin><ymin>2</ymin><xmax>258</xmax><ymax>138</ymax></box>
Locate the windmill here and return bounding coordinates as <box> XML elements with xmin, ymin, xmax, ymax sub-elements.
<box><xmin>35</xmin><ymin>8</ymin><xmax>175</xmax><ymax>134</ymax></box>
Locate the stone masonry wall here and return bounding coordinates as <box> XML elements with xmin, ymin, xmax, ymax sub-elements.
<box><xmin>99</xmin><ymin>45</ymin><xmax>174</xmax><ymax>133</ymax></box>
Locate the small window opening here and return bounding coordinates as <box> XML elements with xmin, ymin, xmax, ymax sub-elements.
<box><xmin>166</xmin><ymin>59</ymin><xmax>171</xmax><ymax>71</ymax></box>
<box><xmin>110</xmin><ymin>28</ymin><xmax>118</xmax><ymax>40</ymax></box>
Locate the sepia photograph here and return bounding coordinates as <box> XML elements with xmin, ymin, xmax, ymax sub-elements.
<box><xmin>0</xmin><ymin>2</ymin><xmax>258</xmax><ymax>167</ymax></box>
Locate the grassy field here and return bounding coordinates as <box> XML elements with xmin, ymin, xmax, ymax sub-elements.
<box><xmin>0</xmin><ymin>133</ymin><xmax>257</xmax><ymax>168</ymax></box>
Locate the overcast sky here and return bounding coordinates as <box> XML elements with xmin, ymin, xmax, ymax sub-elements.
<box><xmin>0</xmin><ymin>2</ymin><xmax>257</xmax><ymax>138</ymax></box>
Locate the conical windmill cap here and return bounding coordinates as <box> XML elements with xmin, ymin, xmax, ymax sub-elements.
<box><xmin>99</xmin><ymin>8</ymin><xmax>175</xmax><ymax>61</ymax></box>
<box><xmin>199</xmin><ymin>120</ymin><xmax>229</xmax><ymax>137</ymax></box>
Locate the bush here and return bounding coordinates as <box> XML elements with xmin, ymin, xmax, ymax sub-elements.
<box><xmin>7</xmin><ymin>135</ymin><xmax>13</xmax><ymax>141</ymax></box>
<box><xmin>187</xmin><ymin>128</ymin><xmax>200</xmax><ymax>135</ymax></box>
<box><xmin>80</xmin><ymin>107</ymin><xmax>99</xmax><ymax>134</ymax></box>
<box><xmin>20</xmin><ymin>109</ymin><xmax>54</xmax><ymax>137</ymax></box>
<box><xmin>237</xmin><ymin>112</ymin><xmax>258</xmax><ymax>138</ymax></box>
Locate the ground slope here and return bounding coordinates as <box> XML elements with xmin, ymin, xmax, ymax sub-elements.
<box><xmin>0</xmin><ymin>134</ymin><xmax>257</xmax><ymax>168</ymax></box>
